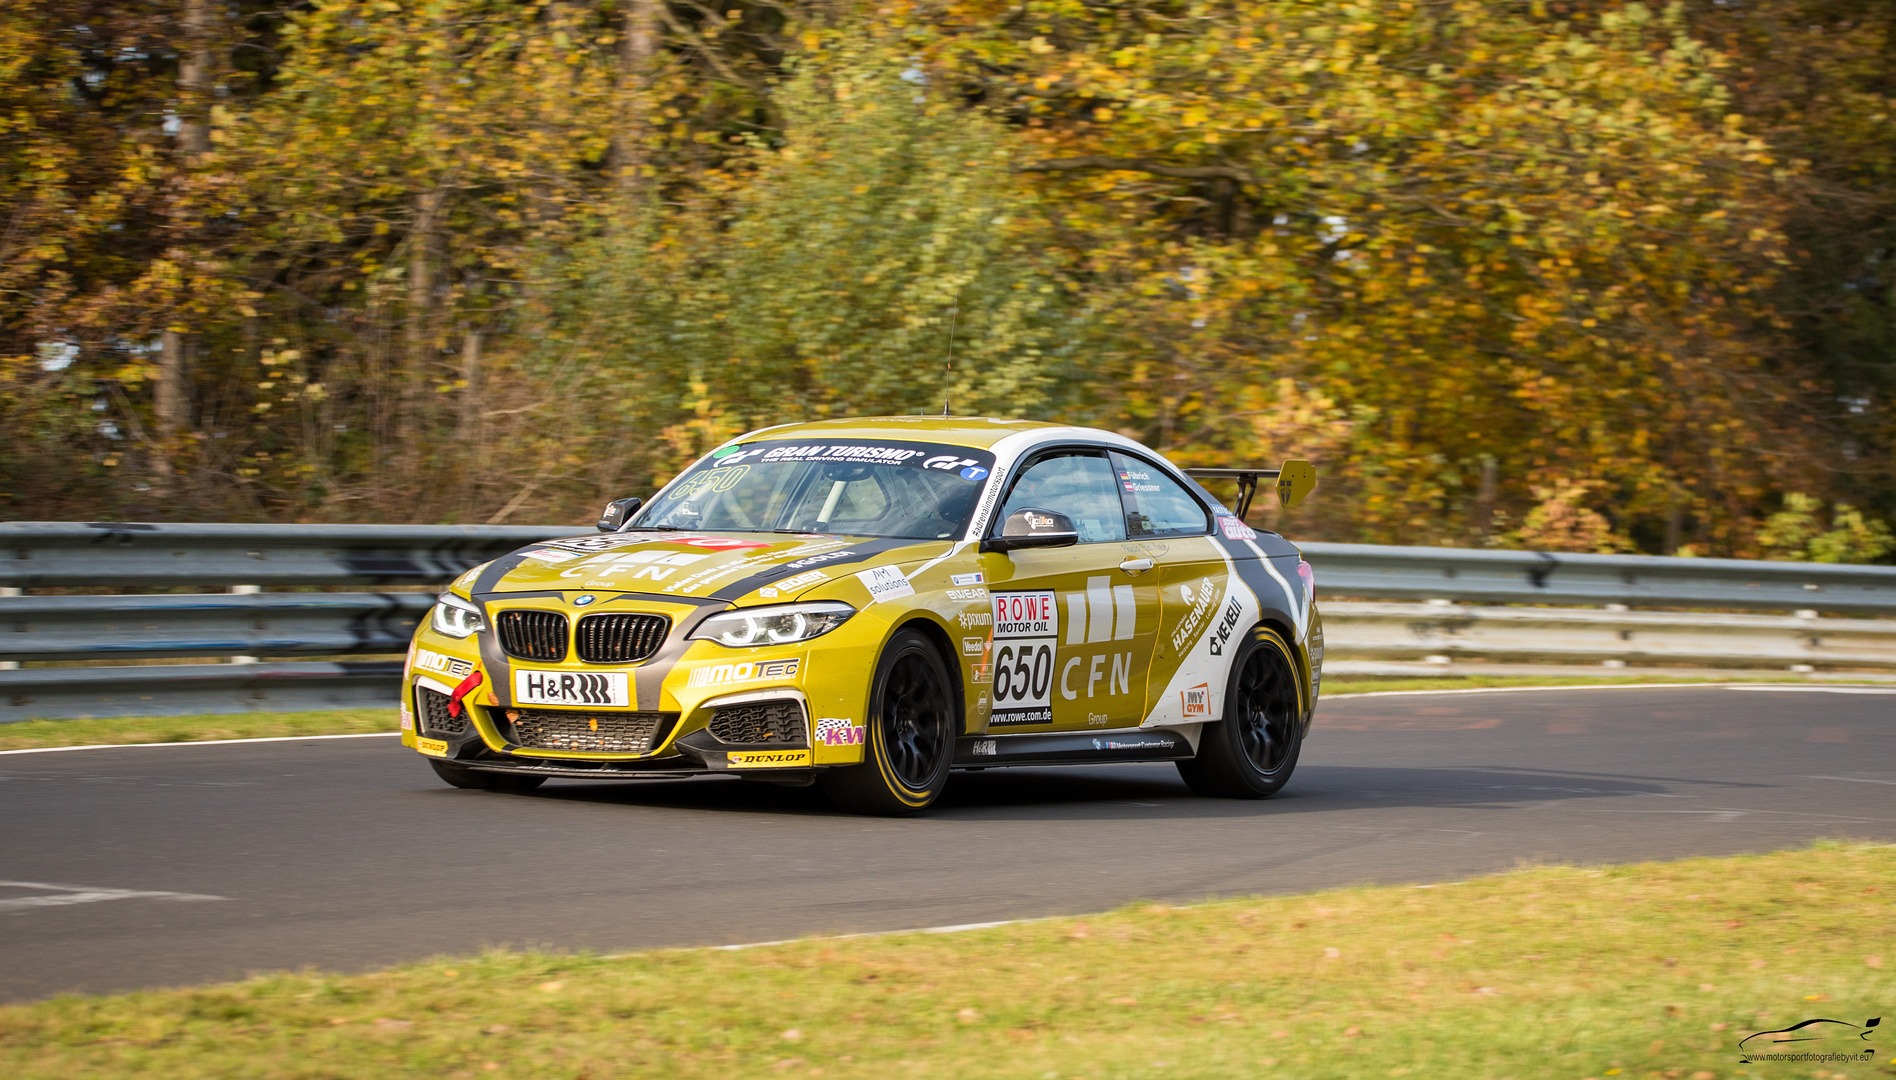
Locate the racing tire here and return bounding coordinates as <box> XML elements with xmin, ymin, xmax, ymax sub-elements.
<box><xmin>428</xmin><ymin>758</ymin><xmax>547</xmax><ymax>793</ymax></box>
<box><xmin>818</xmin><ymin>629</ymin><xmax>956</xmax><ymax>816</ymax></box>
<box><xmin>1176</xmin><ymin>624</ymin><xmax>1306</xmax><ymax>799</ymax></box>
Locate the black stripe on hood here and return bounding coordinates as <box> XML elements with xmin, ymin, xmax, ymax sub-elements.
<box><xmin>709</xmin><ymin>539</ymin><xmax>922</xmax><ymax>601</ymax></box>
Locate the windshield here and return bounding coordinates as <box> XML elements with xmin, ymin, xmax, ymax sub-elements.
<box><xmin>630</xmin><ymin>439</ymin><xmax>997</xmax><ymax>540</ymax></box>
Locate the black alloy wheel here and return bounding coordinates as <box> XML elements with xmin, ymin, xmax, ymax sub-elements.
<box><xmin>818</xmin><ymin>628</ymin><xmax>957</xmax><ymax>815</ymax></box>
<box><xmin>880</xmin><ymin>651</ymin><xmax>953</xmax><ymax>789</ymax></box>
<box><xmin>1176</xmin><ymin>625</ymin><xmax>1306</xmax><ymax>799</ymax></box>
<box><xmin>1232</xmin><ymin>640</ymin><xmax>1301</xmax><ymax>775</ymax></box>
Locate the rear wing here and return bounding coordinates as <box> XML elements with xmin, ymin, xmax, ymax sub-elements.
<box><xmin>1182</xmin><ymin>460</ymin><xmax>1317</xmax><ymax>518</ymax></box>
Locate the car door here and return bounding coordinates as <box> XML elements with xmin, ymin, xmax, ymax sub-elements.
<box><xmin>1104</xmin><ymin>451</ymin><xmax>1232</xmax><ymax>724</ymax></box>
<box><xmin>976</xmin><ymin>449</ymin><xmax>1160</xmax><ymax>732</ymax></box>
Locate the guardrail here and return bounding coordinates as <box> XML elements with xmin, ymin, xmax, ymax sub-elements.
<box><xmin>0</xmin><ymin>661</ymin><xmax>405</xmax><ymax>719</ymax></box>
<box><xmin>2</xmin><ymin>522</ymin><xmax>1894</xmax><ymax>720</ymax></box>
<box><xmin>0</xmin><ymin>522</ymin><xmax>566</xmax><ymax>587</ymax></box>
<box><xmin>0</xmin><ymin>592</ymin><xmax>436</xmax><ymax>662</ymax></box>
<box><xmin>1319</xmin><ymin>602</ymin><xmax>1896</xmax><ymax>669</ymax></box>
<box><xmin>0</xmin><ymin>522</ymin><xmax>572</xmax><ymax>720</ymax></box>
<box><xmin>1299</xmin><ymin>543</ymin><xmax>1896</xmax><ymax>613</ymax></box>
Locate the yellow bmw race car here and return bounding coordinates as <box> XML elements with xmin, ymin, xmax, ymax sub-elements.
<box><xmin>400</xmin><ymin>417</ymin><xmax>1322</xmax><ymax>815</ymax></box>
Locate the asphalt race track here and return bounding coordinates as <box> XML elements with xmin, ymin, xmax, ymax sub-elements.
<box><xmin>3</xmin><ymin>685</ymin><xmax>1893</xmax><ymax>1002</ymax></box>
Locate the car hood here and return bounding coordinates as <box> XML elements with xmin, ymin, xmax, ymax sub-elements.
<box><xmin>475</xmin><ymin>531</ymin><xmax>950</xmax><ymax>603</ymax></box>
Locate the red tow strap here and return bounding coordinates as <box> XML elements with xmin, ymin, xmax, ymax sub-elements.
<box><xmin>446</xmin><ymin>670</ymin><xmax>484</xmax><ymax>718</ymax></box>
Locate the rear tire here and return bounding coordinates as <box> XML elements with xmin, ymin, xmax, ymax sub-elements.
<box><xmin>819</xmin><ymin>629</ymin><xmax>956</xmax><ymax>816</ymax></box>
<box><xmin>1176</xmin><ymin>625</ymin><xmax>1306</xmax><ymax>799</ymax></box>
<box><xmin>428</xmin><ymin>758</ymin><xmax>546</xmax><ymax>793</ymax></box>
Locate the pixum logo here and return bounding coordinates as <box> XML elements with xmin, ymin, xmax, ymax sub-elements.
<box><xmin>1738</xmin><ymin>1015</ymin><xmax>1878</xmax><ymax>1064</ymax></box>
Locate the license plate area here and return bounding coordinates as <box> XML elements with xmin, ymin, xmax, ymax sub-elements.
<box><xmin>513</xmin><ymin>669</ymin><xmax>630</xmax><ymax>708</ymax></box>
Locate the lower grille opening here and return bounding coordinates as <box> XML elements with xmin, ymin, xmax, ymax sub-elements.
<box><xmin>417</xmin><ymin>686</ymin><xmax>467</xmax><ymax>736</ymax></box>
<box><xmin>504</xmin><ymin>708</ymin><xmax>673</xmax><ymax>754</ymax></box>
<box><xmin>707</xmin><ymin>700</ymin><xmax>808</xmax><ymax>748</ymax></box>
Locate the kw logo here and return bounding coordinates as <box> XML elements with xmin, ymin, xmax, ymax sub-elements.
<box><xmin>1065</xmin><ymin>576</ymin><xmax>1137</xmax><ymax>645</ymax></box>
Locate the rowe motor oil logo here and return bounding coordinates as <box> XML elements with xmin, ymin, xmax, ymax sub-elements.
<box><xmin>988</xmin><ymin>591</ymin><xmax>1057</xmax><ymax>726</ymax></box>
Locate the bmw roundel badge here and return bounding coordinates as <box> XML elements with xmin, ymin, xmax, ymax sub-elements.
<box><xmin>573</xmin><ymin>594</ymin><xmax>597</xmax><ymax>607</ymax></box>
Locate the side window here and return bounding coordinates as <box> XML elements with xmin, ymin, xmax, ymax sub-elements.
<box><xmin>1109</xmin><ymin>452</ymin><xmax>1210</xmax><ymax>538</ymax></box>
<box><xmin>995</xmin><ymin>452</ymin><xmax>1128</xmax><ymax>543</ymax></box>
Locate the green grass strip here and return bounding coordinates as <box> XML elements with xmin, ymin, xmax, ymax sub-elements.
<box><xmin>2</xmin><ymin>843</ymin><xmax>1889</xmax><ymax>1078</ymax></box>
<box><xmin>0</xmin><ymin>709</ymin><xmax>396</xmax><ymax>752</ymax></box>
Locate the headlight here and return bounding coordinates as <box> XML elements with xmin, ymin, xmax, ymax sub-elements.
<box><xmin>689</xmin><ymin>602</ymin><xmax>855</xmax><ymax>647</ymax></box>
<box><xmin>430</xmin><ymin>593</ymin><xmax>486</xmax><ymax>638</ymax></box>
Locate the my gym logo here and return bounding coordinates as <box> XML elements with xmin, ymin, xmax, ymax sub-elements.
<box><xmin>1180</xmin><ymin>683</ymin><xmax>1210</xmax><ymax>717</ymax></box>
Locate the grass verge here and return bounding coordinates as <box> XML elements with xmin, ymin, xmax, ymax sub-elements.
<box><xmin>1318</xmin><ymin>673</ymin><xmax>1820</xmax><ymax>696</ymax></box>
<box><xmin>3</xmin><ymin>843</ymin><xmax>1889</xmax><ymax>1079</ymax></box>
<box><xmin>0</xmin><ymin>709</ymin><xmax>395</xmax><ymax>753</ymax></box>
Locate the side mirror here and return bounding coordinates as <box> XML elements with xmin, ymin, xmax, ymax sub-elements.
<box><xmin>596</xmin><ymin>497</ymin><xmax>642</xmax><ymax>532</ymax></box>
<box><xmin>980</xmin><ymin>508</ymin><xmax>1080</xmax><ymax>553</ymax></box>
<box><xmin>1276</xmin><ymin>460</ymin><xmax>1317</xmax><ymax>509</ymax></box>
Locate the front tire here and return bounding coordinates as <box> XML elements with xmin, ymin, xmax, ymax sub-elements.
<box><xmin>818</xmin><ymin>629</ymin><xmax>956</xmax><ymax>816</ymax></box>
<box><xmin>1176</xmin><ymin>625</ymin><xmax>1306</xmax><ymax>799</ymax></box>
<box><xmin>428</xmin><ymin>758</ymin><xmax>546</xmax><ymax>793</ymax></box>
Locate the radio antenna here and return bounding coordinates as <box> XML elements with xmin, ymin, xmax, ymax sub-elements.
<box><xmin>942</xmin><ymin>290</ymin><xmax>960</xmax><ymax>417</ymax></box>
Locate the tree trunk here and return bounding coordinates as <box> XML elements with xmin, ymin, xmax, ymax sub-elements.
<box><xmin>459</xmin><ymin>329</ymin><xmax>482</xmax><ymax>441</ymax></box>
<box><xmin>176</xmin><ymin>0</ymin><xmax>215</xmax><ymax>155</ymax></box>
<box><xmin>1471</xmin><ymin>455</ymin><xmax>1497</xmax><ymax>546</ymax></box>
<box><xmin>156</xmin><ymin>329</ymin><xmax>188</xmax><ymax>466</ymax></box>
<box><xmin>155</xmin><ymin>0</ymin><xmax>218</xmax><ymax>491</ymax></box>
<box><xmin>611</xmin><ymin>0</ymin><xmax>659</xmax><ymax>198</ymax></box>
<box><xmin>404</xmin><ymin>186</ymin><xmax>447</xmax><ymax>446</ymax></box>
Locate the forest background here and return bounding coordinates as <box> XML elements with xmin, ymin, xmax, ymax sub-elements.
<box><xmin>4</xmin><ymin>0</ymin><xmax>1894</xmax><ymax>558</ymax></box>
